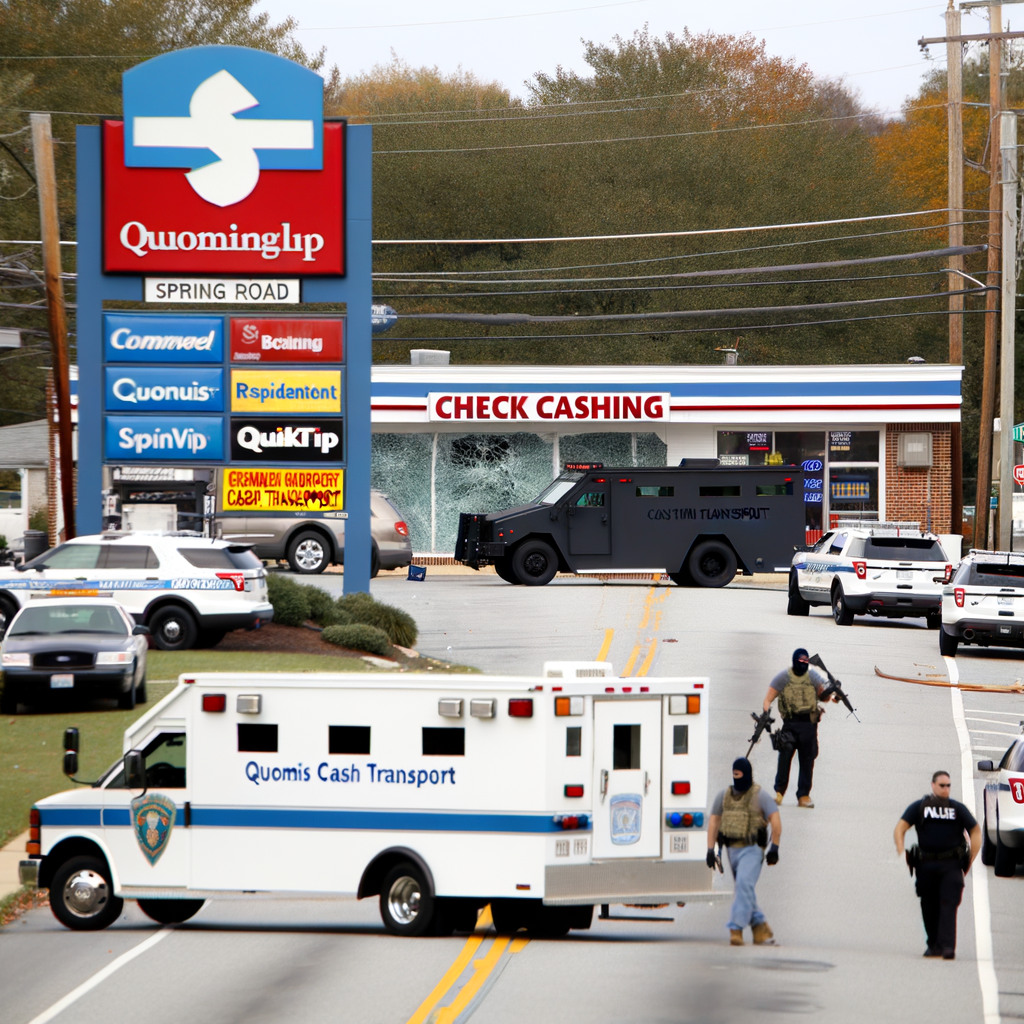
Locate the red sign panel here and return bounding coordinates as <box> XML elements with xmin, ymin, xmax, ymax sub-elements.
<box><xmin>230</xmin><ymin>318</ymin><xmax>343</xmax><ymax>363</ymax></box>
<box><xmin>102</xmin><ymin>120</ymin><xmax>344</xmax><ymax>275</ymax></box>
<box><xmin>1014</xmin><ymin>465</ymin><xmax>1024</xmax><ymax>487</ymax></box>
<box><xmin>1010</xmin><ymin>778</ymin><xmax>1024</xmax><ymax>804</ymax></box>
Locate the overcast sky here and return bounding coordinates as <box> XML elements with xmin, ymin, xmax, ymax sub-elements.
<box><xmin>260</xmin><ymin>0</ymin><xmax>1011</xmax><ymax>113</ymax></box>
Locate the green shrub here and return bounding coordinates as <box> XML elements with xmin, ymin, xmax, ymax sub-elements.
<box><xmin>266</xmin><ymin>573</ymin><xmax>311</xmax><ymax>627</ymax></box>
<box><xmin>321</xmin><ymin>623</ymin><xmax>392</xmax><ymax>657</ymax></box>
<box><xmin>303</xmin><ymin>585</ymin><xmax>343</xmax><ymax>627</ymax></box>
<box><xmin>336</xmin><ymin>593</ymin><xmax>418</xmax><ymax>648</ymax></box>
<box><xmin>28</xmin><ymin>509</ymin><xmax>47</xmax><ymax>533</ymax></box>
<box><xmin>0</xmin><ymin>535</ymin><xmax>6</xmax><ymax>550</ymax></box>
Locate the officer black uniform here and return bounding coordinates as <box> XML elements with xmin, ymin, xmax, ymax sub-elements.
<box><xmin>894</xmin><ymin>771</ymin><xmax>982</xmax><ymax>959</ymax></box>
<box><xmin>762</xmin><ymin>648</ymin><xmax>830</xmax><ymax>807</ymax></box>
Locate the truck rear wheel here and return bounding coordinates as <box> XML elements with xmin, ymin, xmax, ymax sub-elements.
<box><xmin>379</xmin><ymin>861</ymin><xmax>436</xmax><ymax>936</ymax></box>
<box><xmin>50</xmin><ymin>855</ymin><xmax>123</xmax><ymax>931</ymax></box>
<box><xmin>137</xmin><ymin>898</ymin><xmax>206</xmax><ymax>924</ymax></box>
<box><xmin>511</xmin><ymin>540</ymin><xmax>559</xmax><ymax>586</ymax></box>
<box><xmin>687</xmin><ymin>541</ymin><xmax>737</xmax><ymax>588</ymax></box>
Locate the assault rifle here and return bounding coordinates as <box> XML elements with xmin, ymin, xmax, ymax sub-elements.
<box><xmin>746</xmin><ymin>709</ymin><xmax>776</xmax><ymax>757</ymax></box>
<box><xmin>809</xmin><ymin>653</ymin><xmax>860</xmax><ymax>721</ymax></box>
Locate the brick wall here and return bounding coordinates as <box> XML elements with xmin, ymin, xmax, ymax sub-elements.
<box><xmin>884</xmin><ymin>423</ymin><xmax>952</xmax><ymax>533</ymax></box>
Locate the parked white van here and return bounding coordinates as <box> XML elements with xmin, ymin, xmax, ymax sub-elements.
<box><xmin>21</xmin><ymin>666</ymin><xmax>718</xmax><ymax>935</ymax></box>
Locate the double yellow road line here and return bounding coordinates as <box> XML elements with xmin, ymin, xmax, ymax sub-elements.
<box><xmin>613</xmin><ymin>579</ymin><xmax>669</xmax><ymax>678</ymax></box>
<box><xmin>405</xmin><ymin>907</ymin><xmax>529</xmax><ymax>1024</ymax></box>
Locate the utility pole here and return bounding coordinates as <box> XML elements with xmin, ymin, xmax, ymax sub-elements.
<box><xmin>999</xmin><ymin>110</ymin><xmax>1018</xmax><ymax>549</ymax></box>
<box><xmin>947</xmin><ymin>1</ymin><xmax>965</xmax><ymax>537</ymax></box>
<box><xmin>975</xmin><ymin>1</ymin><xmax>1002</xmax><ymax>551</ymax></box>
<box><xmin>30</xmin><ymin>112</ymin><xmax>75</xmax><ymax>541</ymax></box>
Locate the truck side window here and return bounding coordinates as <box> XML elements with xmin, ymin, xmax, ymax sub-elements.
<box><xmin>575</xmin><ymin>492</ymin><xmax>605</xmax><ymax>507</ymax></box>
<box><xmin>105</xmin><ymin>731</ymin><xmax>186</xmax><ymax>788</ymax></box>
<box><xmin>673</xmin><ymin>725</ymin><xmax>689</xmax><ymax>755</ymax></box>
<box><xmin>636</xmin><ymin>486</ymin><xmax>674</xmax><ymax>497</ymax></box>
<box><xmin>330</xmin><ymin>726</ymin><xmax>371</xmax><ymax>754</ymax></box>
<box><xmin>699</xmin><ymin>486</ymin><xmax>740</xmax><ymax>497</ymax></box>
<box><xmin>566</xmin><ymin>727</ymin><xmax>581</xmax><ymax>757</ymax></box>
<box><xmin>756</xmin><ymin>483</ymin><xmax>793</xmax><ymax>496</ymax></box>
<box><xmin>238</xmin><ymin>724</ymin><xmax>278</xmax><ymax>752</ymax></box>
<box><xmin>423</xmin><ymin>728</ymin><xmax>465</xmax><ymax>756</ymax></box>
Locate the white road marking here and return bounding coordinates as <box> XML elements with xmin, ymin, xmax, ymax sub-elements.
<box><xmin>964</xmin><ymin>708</ymin><xmax>1024</xmax><ymax>719</ymax></box>
<box><xmin>24</xmin><ymin>927</ymin><xmax>172</xmax><ymax>1024</ymax></box>
<box><xmin>969</xmin><ymin>729</ymin><xmax>1020</xmax><ymax>738</ymax></box>
<box><xmin>945</xmin><ymin>656</ymin><xmax>1001</xmax><ymax>1024</ymax></box>
<box><xmin>974</xmin><ymin>746</ymin><xmax>1013</xmax><ymax>753</ymax></box>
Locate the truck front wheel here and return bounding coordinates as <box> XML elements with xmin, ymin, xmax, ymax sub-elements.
<box><xmin>687</xmin><ymin>541</ymin><xmax>737</xmax><ymax>588</ymax></box>
<box><xmin>380</xmin><ymin>861</ymin><xmax>436</xmax><ymax>936</ymax></box>
<box><xmin>50</xmin><ymin>855</ymin><xmax>124</xmax><ymax>931</ymax></box>
<box><xmin>494</xmin><ymin>557</ymin><xmax>520</xmax><ymax>584</ymax></box>
<box><xmin>511</xmin><ymin>540</ymin><xmax>559</xmax><ymax>586</ymax></box>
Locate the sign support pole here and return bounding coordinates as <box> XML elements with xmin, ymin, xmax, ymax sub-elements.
<box><xmin>32</xmin><ymin>113</ymin><xmax>76</xmax><ymax>540</ymax></box>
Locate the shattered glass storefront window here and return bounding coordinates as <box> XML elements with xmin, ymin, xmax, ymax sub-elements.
<box><xmin>371</xmin><ymin>434</ymin><xmax>432</xmax><ymax>551</ymax></box>
<box><xmin>560</xmin><ymin>432</ymin><xmax>667</xmax><ymax>470</ymax></box>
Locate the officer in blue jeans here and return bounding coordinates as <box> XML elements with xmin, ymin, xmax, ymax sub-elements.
<box><xmin>707</xmin><ymin>757</ymin><xmax>782</xmax><ymax>946</ymax></box>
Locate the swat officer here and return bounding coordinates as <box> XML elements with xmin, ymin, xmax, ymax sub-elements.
<box><xmin>706</xmin><ymin>757</ymin><xmax>782</xmax><ymax>946</ymax></box>
<box><xmin>762</xmin><ymin>648</ymin><xmax>833</xmax><ymax>807</ymax></box>
<box><xmin>894</xmin><ymin>771</ymin><xmax>982</xmax><ymax>960</ymax></box>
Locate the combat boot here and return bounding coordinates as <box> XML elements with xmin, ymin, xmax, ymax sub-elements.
<box><xmin>730</xmin><ymin>929</ymin><xmax>744</xmax><ymax>946</ymax></box>
<box><xmin>752</xmin><ymin>922</ymin><xmax>774</xmax><ymax>945</ymax></box>
<box><xmin>798</xmin><ymin>796</ymin><xmax>814</xmax><ymax>808</ymax></box>
<box><xmin>774</xmin><ymin>791</ymin><xmax>784</xmax><ymax>805</ymax></box>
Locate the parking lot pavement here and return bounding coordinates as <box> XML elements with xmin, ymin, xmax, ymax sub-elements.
<box><xmin>4</xmin><ymin>578</ymin><xmax>1018</xmax><ymax>1024</ymax></box>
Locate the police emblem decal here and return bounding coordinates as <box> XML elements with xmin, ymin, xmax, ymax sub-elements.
<box><xmin>609</xmin><ymin>793</ymin><xmax>642</xmax><ymax>845</ymax></box>
<box><xmin>131</xmin><ymin>792</ymin><xmax>176</xmax><ymax>865</ymax></box>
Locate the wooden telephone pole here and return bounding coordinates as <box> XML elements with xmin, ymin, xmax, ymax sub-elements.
<box><xmin>947</xmin><ymin>1</ymin><xmax>965</xmax><ymax>537</ymax></box>
<box><xmin>30</xmin><ymin>113</ymin><xmax>75</xmax><ymax>540</ymax></box>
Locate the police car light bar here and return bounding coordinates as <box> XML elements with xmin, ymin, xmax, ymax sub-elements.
<box><xmin>968</xmin><ymin>549</ymin><xmax>1024</xmax><ymax>563</ymax></box>
<box><xmin>834</xmin><ymin>519</ymin><xmax>925</xmax><ymax>537</ymax></box>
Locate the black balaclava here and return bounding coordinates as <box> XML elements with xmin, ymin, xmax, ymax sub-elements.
<box><xmin>732</xmin><ymin>757</ymin><xmax>753</xmax><ymax>793</ymax></box>
<box><xmin>792</xmin><ymin>648</ymin><xmax>810</xmax><ymax>676</ymax></box>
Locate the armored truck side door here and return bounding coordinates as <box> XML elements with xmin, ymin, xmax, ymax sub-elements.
<box><xmin>592</xmin><ymin>699</ymin><xmax>662</xmax><ymax>858</ymax></box>
<box><xmin>568</xmin><ymin>482</ymin><xmax>611</xmax><ymax>555</ymax></box>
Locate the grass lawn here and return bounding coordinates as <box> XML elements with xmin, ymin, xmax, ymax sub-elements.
<box><xmin>0</xmin><ymin>681</ymin><xmax>177</xmax><ymax>848</ymax></box>
<box><xmin>148</xmin><ymin>650</ymin><xmax>375</xmax><ymax>678</ymax></box>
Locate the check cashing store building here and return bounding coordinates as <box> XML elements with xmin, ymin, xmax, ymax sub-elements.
<box><xmin>368</xmin><ymin>362</ymin><xmax>961</xmax><ymax>555</ymax></box>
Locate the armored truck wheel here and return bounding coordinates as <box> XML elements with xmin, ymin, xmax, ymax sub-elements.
<box><xmin>137</xmin><ymin>898</ymin><xmax>206</xmax><ymax>924</ymax></box>
<box><xmin>787</xmin><ymin>572</ymin><xmax>810</xmax><ymax>616</ymax></box>
<box><xmin>687</xmin><ymin>541</ymin><xmax>737</xmax><ymax>588</ymax></box>
<box><xmin>494</xmin><ymin>557</ymin><xmax>520</xmax><ymax>584</ymax></box>
<box><xmin>511</xmin><ymin>540</ymin><xmax>559</xmax><ymax>586</ymax></box>
<box><xmin>50</xmin><ymin>855</ymin><xmax>123</xmax><ymax>931</ymax></box>
<box><xmin>380</xmin><ymin>861</ymin><xmax>436</xmax><ymax>936</ymax></box>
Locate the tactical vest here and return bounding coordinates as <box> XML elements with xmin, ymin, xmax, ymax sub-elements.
<box><xmin>776</xmin><ymin>668</ymin><xmax>820</xmax><ymax>722</ymax></box>
<box><xmin>917</xmin><ymin>795</ymin><xmax>968</xmax><ymax>859</ymax></box>
<box><xmin>719</xmin><ymin>783</ymin><xmax>766</xmax><ymax>843</ymax></box>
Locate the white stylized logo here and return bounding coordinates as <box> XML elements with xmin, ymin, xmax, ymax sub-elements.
<box><xmin>133</xmin><ymin>70</ymin><xmax>314</xmax><ymax>207</ymax></box>
<box><xmin>241</xmin><ymin>324</ymin><xmax>259</xmax><ymax>344</ymax></box>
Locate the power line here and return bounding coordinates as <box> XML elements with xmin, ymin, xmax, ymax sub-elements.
<box><xmin>374</xmin><ymin>209</ymin><xmax>952</xmax><ymax>246</ymax></box>
<box><xmin>397</xmin><ymin>285</ymin><xmax>984</xmax><ymax>324</ymax></box>
<box><xmin>374</xmin><ymin>306</ymin><xmax>987</xmax><ymax>342</ymax></box>
<box><xmin>373</xmin><ymin>244</ymin><xmax>986</xmax><ymax>286</ymax></box>
<box><xmin>377</xmin><ymin>108</ymin><xmax>941</xmax><ymax>156</ymax></box>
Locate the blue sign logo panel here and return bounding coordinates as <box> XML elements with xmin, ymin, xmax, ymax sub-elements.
<box><xmin>105</xmin><ymin>415</ymin><xmax>224</xmax><ymax>461</ymax></box>
<box><xmin>104</xmin><ymin>313</ymin><xmax>223</xmax><ymax>363</ymax></box>
<box><xmin>105</xmin><ymin>367</ymin><xmax>224</xmax><ymax>412</ymax></box>
<box><xmin>122</xmin><ymin>46</ymin><xmax>323</xmax><ymax>190</ymax></box>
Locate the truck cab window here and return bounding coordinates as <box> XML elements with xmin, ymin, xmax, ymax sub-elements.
<box><xmin>105</xmin><ymin>732</ymin><xmax>186</xmax><ymax>788</ymax></box>
<box><xmin>576</xmin><ymin>492</ymin><xmax>605</xmax><ymax>508</ymax></box>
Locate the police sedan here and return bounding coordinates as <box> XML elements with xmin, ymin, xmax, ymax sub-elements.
<box><xmin>940</xmin><ymin>550</ymin><xmax>1024</xmax><ymax>657</ymax></box>
<box><xmin>0</xmin><ymin>597</ymin><xmax>149</xmax><ymax>714</ymax></box>
<box><xmin>978</xmin><ymin>736</ymin><xmax>1024</xmax><ymax>877</ymax></box>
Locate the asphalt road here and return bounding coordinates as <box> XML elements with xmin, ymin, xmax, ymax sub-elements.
<box><xmin>3</xmin><ymin>575</ymin><xmax>1021</xmax><ymax>1024</ymax></box>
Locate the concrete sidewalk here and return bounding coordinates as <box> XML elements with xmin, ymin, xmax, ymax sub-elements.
<box><xmin>0</xmin><ymin>831</ymin><xmax>28</xmax><ymax>900</ymax></box>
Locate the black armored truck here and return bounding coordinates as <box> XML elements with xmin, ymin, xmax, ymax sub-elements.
<box><xmin>455</xmin><ymin>460</ymin><xmax>805</xmax><ymax>587</ymax></box>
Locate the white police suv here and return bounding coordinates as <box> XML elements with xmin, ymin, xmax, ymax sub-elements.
<box><xmin>978</xmin><ymin>735</ymin><xmax>1024</xmax><ymax>876</ymax></box>
<box><xmin>939</xmin><ymin>550</ymin><xmax>1024</xmax><ymax>657</ymax></box>
<box><xmin>788</xmin><ymin>520</ymin><xmax>953</xmax><ymax>627</ymax></box>
<box><xmin>0</xmin><ymin>534</ymin><xmax>272</xmax><ymax>650</ymax></box>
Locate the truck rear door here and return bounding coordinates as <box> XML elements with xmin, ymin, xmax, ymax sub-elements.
<box><xmin>591</xmin><ymin>699</ymin><xmax>661</xmax><ymax>857</ymax></box>
<box><xmin>568</xmin><ymin>482</ymin><xmax>610</xmax><ymax>555</ymax></box>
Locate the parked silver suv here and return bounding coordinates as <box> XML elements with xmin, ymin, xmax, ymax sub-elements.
<box><xmin>215</xmin><ymin>490</ymin><xmax>413</xmax><ymax>576</ymax></box>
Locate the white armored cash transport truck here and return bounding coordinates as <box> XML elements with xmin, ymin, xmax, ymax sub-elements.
<box><xmin>21</xmin><ymin>665</ymin><xmax>717</xmax><ymax>935</ymax></box>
